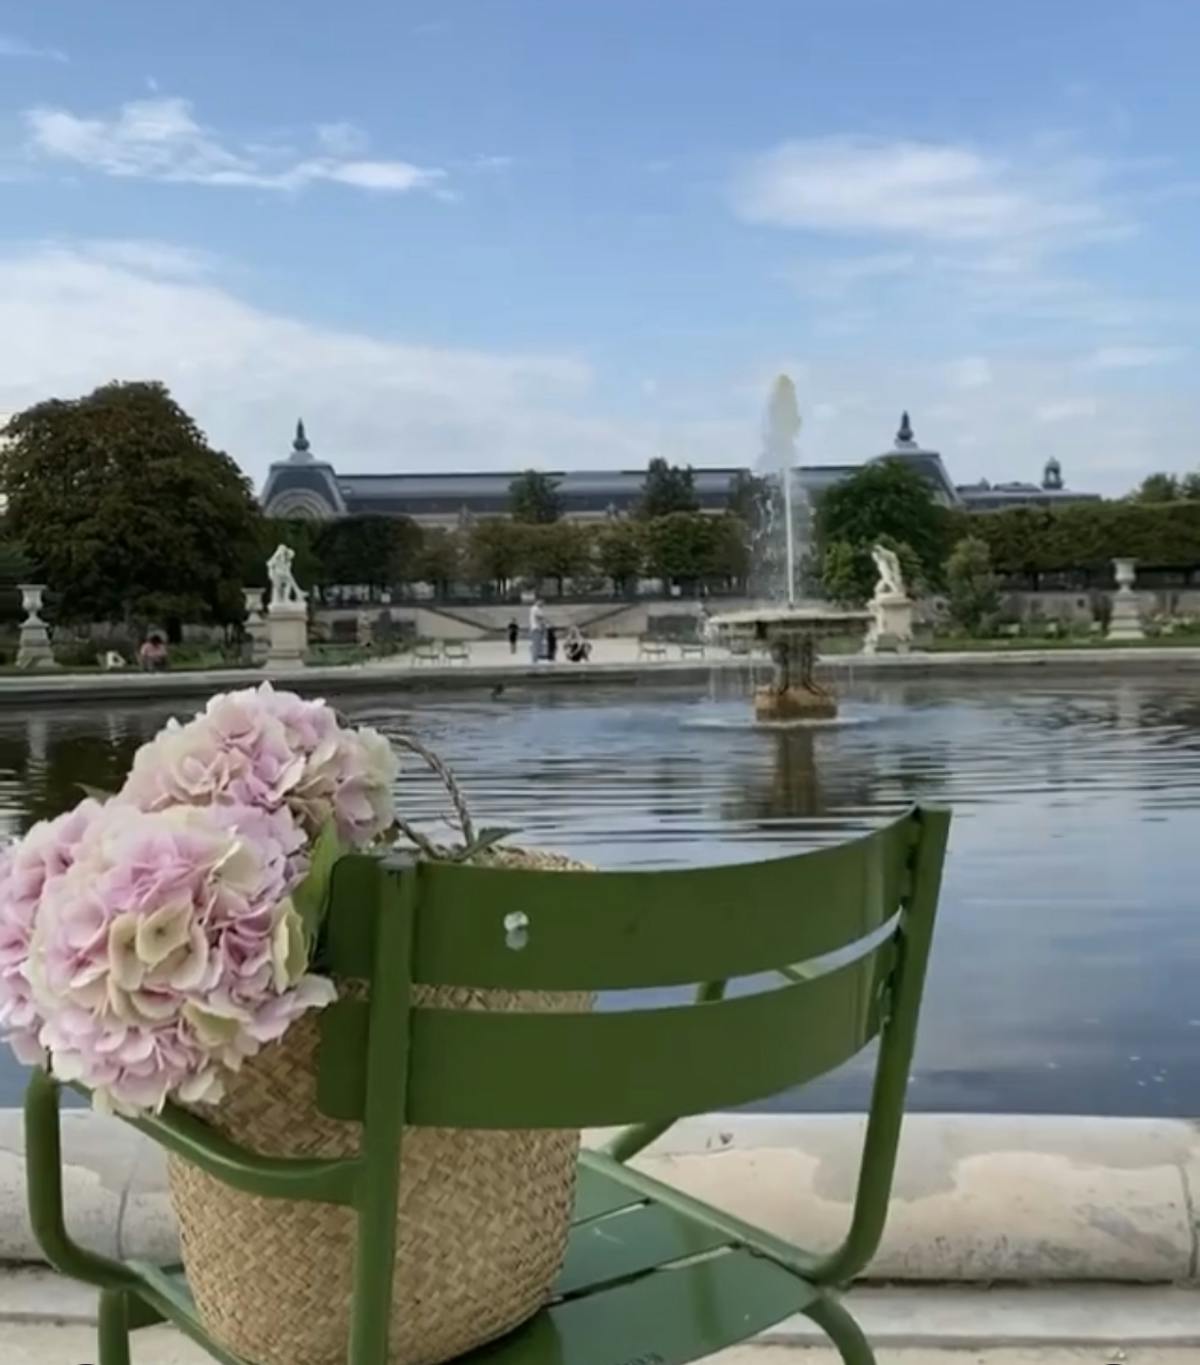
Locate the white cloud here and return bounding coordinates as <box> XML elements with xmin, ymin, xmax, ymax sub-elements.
<box><xmin>315</xmin><ymin>121</ymin><xmax>369</xmax><ymax>157</ymax></box>
<box><xmin>1035</xmin><ymin>397</ymin><xmax>1099</xmax><ymax>422</ymax></box>
<box><xmin>944</xmin><ymin>356</ymin><xmax>993</xmax><ymax>390</ymax></box>
<box><xmin>67</xmin><ymin>238</ymin><xmax>218</xmax><ymax>278</ymax></box>
<box><xmin>0</xmin><ymin>34</ymin><xmax>67</xmax><ymax>62</ymax></box>
<box><xmin>0</xmin><ymin>240</ymin><xmax>750</xmax><ymax>482</ymax></box>
<box><xmin>23</xmin><ymin>96</ymin><xmax>444</xmax><ymax>195</ymax></box>
<box><xmin>734</xmin><ymin>136</ymin><xmax>1116</xmax><ymax>245</ymax></box>
<box><xmin>1084</xmin><ymin>345</ymin><xmax>1185</xmax><ymax>370</ymax></box>
<box><xmin>0</xmin><ymin>237</ymin><xmax>1193</xmax><ymax>499</ymax></box>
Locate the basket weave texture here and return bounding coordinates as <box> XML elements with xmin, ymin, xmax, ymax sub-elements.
<box><xmin>167</xmin><ymin>849</ymin><xmax>590</xmax><ymax>1365</ymax></box>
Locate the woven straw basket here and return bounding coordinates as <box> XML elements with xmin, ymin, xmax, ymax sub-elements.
<box><xmin>168</xmin><ymin>849</ymin><xmax>590</xmax><ymax>1365</ymax></box>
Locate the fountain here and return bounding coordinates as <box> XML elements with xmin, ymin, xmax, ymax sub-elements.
<box><xmin>712</xmin><ymin>376</ymin><xmax>870</xmax><ymax>721</ymax></box>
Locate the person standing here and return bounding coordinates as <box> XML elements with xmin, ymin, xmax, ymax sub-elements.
<box><xmin>546</xmin><ymin>622</ymin><xmax>558</xmax><ymax>663</ymax></box>
<box><xmin>506</xmin><ymin>617</ymin><xmax>519</xmax><ymax>655</ymax></box>
<box><xmin>528</xmin><ymin>598</ymin><xmax>545</xmax><ymax>663</ymax></box>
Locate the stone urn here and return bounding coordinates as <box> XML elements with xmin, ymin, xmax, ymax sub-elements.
<box><xmin>16</xmin><ymin>584</ymin><xmax>56</xmax><ymax>669</ymax></box>
<box><xmin>1107</xmin><ymin>558</ymin><xmax>1144</xmax><ymax>641</ymax></box>
<box><xmin>242</xmin><ymin>587</ymin><xmax>269</xmax><ymax>665</ymax></box>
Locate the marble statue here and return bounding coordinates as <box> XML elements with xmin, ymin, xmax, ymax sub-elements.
<box><xmin>871</xmin><ymin>544</ymin><xmax>906</xmax><ymax>600</ymax></box>
<box><xmin>267</xmin><ymin>544</ymin><xmax>306</xmax><ymax>607</ymax></box>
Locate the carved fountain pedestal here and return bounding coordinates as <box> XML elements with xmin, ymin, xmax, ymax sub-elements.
<box><xmin>712</xmin><ymin>605</ymin><xmax>872</xmax><ymax>722</ymax></box>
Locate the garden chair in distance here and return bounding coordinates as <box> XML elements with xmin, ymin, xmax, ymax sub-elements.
<box><xmin>25</xmin><ymin>803</ymin><xmax>950</xmax><ymax>1365</ymax></box>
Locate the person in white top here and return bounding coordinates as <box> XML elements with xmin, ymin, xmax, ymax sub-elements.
<box><xmin>528</xmin><ymin>598</ymin><xmax>545</xmax><ymax>663</ymax></box>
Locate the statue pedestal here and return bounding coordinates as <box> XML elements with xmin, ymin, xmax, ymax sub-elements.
<box><xmin>755</xmin><ymin>682</ymin><xmax>837</xmax><ymax>722</ymax></box>
<box><xmin>15</xmin><ymin>585</ymin><xmax>57</xmax><ymax>669</ymax></box>
<box><xmin>1107</xmin><ymin>558</ymin><xmax>1144</xmax><ymax>641</ymax></box>
<box><xmin>16</xmin><ymin>622</ymin><xmax>56</xmax><ymax>669</ymax></box>
<box><xmin>1107</xmin><ymin>594</ymin><xmax>1144</xmax><ymax>641</ymax></box>
<box><xmin>242</xmin><ymin>588</ymin><xmax>269</xmax><ymax>665</ymax></box>
<box><xmin>863</xmin><ymin>593</ymin><xmax>914</xmax><ymax>655</ymax></box>
<box><xmin>266</xmin><ymin>601</ymin><xmax>308</xmax><ymax>668</ymax></box>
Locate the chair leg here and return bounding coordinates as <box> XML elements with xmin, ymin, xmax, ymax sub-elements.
<box><xmin>98</xmin><ymin>1288</ymin><xmax>132</xmax><ymax>1365</ymax></box>
<box><xmin>804</xmin><ymin>1292</ymin><xmax>876</xmax><ymax>1365</ymax></box>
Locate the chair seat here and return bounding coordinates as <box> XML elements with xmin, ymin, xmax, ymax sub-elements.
<box><xmin>462</xmin><ymin>1154</ymin><xmax>818</xmax><ymax>1365</ymax></box>
<box><xmin>130</xmin><ymin>1153</ymin><xmax>817</xmax><ymax>1365</ymax></box>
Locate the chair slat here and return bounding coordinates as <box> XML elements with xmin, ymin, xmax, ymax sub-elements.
<box><xmin>405</xmin><ymin>814</ymin><xmax>912</xmax><ymax>990</ymax></box>
<box><xmin>320</xmin><ymin>935</ymin><xmax>891</xmax><ymax>1127</ymax></box>
<box><xmin>572</xmin><ymin>1166</ymin><xmax>646</xmax><ymax>1224</ymax></box>
<box><xmin>461</xmin><ymin>1248</ymin><xmax>817</xmax><ymax>1365</ymax></box>
<box><xmin>556</xmin><ymin>1202</ymin><xmax>731</xmax><ymax>1297</ymax></box>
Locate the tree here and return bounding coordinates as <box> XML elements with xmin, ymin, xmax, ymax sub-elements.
<box><xmin>314</xmin><ymin>515</ymin><xmax>422</xmax><ymax>592</ymax></box>
<box><xmin>703</xmin><ymin>514</ymin><xmax>751</xmax><ymax>587</ymax></box>
<box><xmin>0</xmin><ymin>536</ymin><xmax>32</xmax><ymax>586</ymax></box>
<box><xmin>1133</xmin><ymin>472</ymin><xmax>1180</xmax><ymax>503</ymax></box>
<box><xmin>595</xmin><ymin>520</ymin><xmax>644</xmax><ymax>595</ymax></box>
<box><xmin>821</xmin><ymin>541</ymin><xmax>867</xmax><ymax>606</ymax></box>
<box><xmin>643</xmin><ymin>512</ymin><xmax>713</xmax><ymax>590</ymax></box>
<box><xmin>726</xmin><ymin>470</ymin><xmax>770</xmax><ymax>532</ymax></box>
<box><xmin>1</xmin><ymin>382</ymin><xmax>263</xmax><ymax>628</ymax></box>
<box><xmin>639</xmin><ymin>458</ymin><xmax>698</xmax><ymax>518</ymax></box>
<box><xmin>508</xmin><ymin>469</ymin><xmax>563</xmax><ymax>524</ymax></box>
<box><xmin>945</xmin><ymin>535</ymin><xmax>1001</xmax><ymax>635</ymax></box>
<box><xmin>413</xmin><ymin>528</ymin><xmax>462</xmax><ymax>597</ymax></box>
<box><xmin>819</xmin><ymin>534</ymin><xmax>923</xmax><ymax>605</ymax></box>
<box><xmin>1182</xmin><ymin>471</ymin><xmax>1200</xmax><ymax>501</ymax></box>
<box><xmin>466</xmin><ymin>519</ymin><xmax>526</xmax><ymax>595</ymax></box>
<box><xmin>813</xmin><ymin>458</ymin><xmax>949</xmax><ymax>591</ymax></box>
<box><xmin>523</xmin><ymin>521</ymin><xmax>592</xmax><ymax>596</ymax></box>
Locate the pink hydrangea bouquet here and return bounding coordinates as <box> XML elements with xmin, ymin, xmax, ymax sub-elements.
<box><xmin>0</xmin><ymin>683</ymin><xmax>398</xmax><ymax>1114</ymax></box>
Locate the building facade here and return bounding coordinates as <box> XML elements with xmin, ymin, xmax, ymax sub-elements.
<box><xmin>259</xmin><ymin>414</ymin><xmax>1100</xmax><ymax>524</ymax></box>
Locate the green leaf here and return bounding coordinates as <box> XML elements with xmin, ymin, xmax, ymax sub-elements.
<box><xmin>293</xmin><ymin>821</ymin><xmax>344</xmax><ymax>949</ymax></box>
<box><xmin>449</xmin><ymin>826</ymin><xmax>517</xmax><ymax>863</ymax></box>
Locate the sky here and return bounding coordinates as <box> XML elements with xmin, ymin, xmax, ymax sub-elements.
<box><xmin>0</xmin><ymin>0</ymin><xmax>1197</xmax><ymax>494</ymax></box>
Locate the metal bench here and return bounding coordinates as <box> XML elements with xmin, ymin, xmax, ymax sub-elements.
<box><xmin>441</xmin><ymin>640</ymin><xmax>471</xmax><ymax>665</ymax></box>
<box><xmin>411</xmin><ymin>642</ymin><xmax>441</xmax><ymax>665</ymax></box>
<box><xmin>637</xmin><ymin>639</ymin><xmax>668</xmax><ymax>661</ymax></box>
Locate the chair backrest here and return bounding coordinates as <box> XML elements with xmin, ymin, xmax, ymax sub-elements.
<box><xmin>316</xmin><ymin>806</ymin><xmax>950</xmax><ymax>1134</ymax></box>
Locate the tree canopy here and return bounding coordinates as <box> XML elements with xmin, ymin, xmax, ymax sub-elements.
<box><xmin>595</xmin><ymin>520</ymin><xmax>644</xmax><ymax>594</ymax></box>
<box><xmin>963</xmin><ymin>499</ymin><xmax>1200</xmax><ymax>580</ymax></box>
<box><xmin>1132</xmin><ymin>472</ymin><xmax>1183</xmax><ymax>503</ymax></box>
<box><xmin>523</xmin><ymin>521</ymin><xmax>592</xmax><ymax>595</ymax></box>
<box><xmin>945</xmin><ymin>535</ymin><xmax>1001</xmax><ymax>634</ymax></box>
<box><xmin>814</xmin><ymin>459</ymin><xmax>949</xmax><ymax>600</ymax></box>
<box><xmin>639</xmin><ymin>458</ymin><xmax>698</xmax><ymax>518</ymax></box>
<box><xmin>508</xmin><ymin>469</ymin><xmax>563</xmax><ymax>523</ymax></box>
<box><xmin>1</xmin><ymin>382</ymin><xmax>262</xmax><ymax>625</ymax></box>
<box><xmin>313</xmin><ymin>515</ymin><xmax>422</xmax><ymax>590</ymax></box>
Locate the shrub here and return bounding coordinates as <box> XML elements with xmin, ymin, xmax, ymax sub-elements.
<box><xmin>945</xmin><ymin>536</ymin><xmax>1001</xmax><ymax>636</ymax></box>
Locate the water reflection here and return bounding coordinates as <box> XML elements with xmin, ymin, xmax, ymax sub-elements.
<box><xmin>0</xmin><ymin>676</ymin><xmax>1197</xmax><ymax>1116</ymax></box>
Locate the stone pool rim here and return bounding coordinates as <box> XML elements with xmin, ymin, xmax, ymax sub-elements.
<box><xmin>1</xmin><ymin>1109</ymin><xmax>1197</xmax><ymax>1285</ymax></box>
<box><xmin>0</xmin><ymin>644</ymin><xmax>1198</xmax><ymax>708</ymax></box>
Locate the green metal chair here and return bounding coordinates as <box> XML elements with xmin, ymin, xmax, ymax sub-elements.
<box><xmin>24</xmin><ymin>804</ymin><xmax>949</xmax><ymax>1365</ymax></box>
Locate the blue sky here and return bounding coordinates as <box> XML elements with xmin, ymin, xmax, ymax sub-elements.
<box><xmin>0</xmin><ymin>0</ymin><xmax>1197</xmax><ymax>492</ymax></box>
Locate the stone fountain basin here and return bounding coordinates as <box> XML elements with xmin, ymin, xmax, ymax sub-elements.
<box><xmin>711</xmin><ymin>605</ymin><xmax>872</xmax><ymax>641</ymax></box>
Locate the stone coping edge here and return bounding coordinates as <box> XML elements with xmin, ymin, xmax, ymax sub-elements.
<box><xmin>0</xmin><ymin>1110</ymin><xmax>1197</xmax><ymax>1284</ymax></box>
<box><xmin>0</xmin><ymin>645</ymin><xmax>1197</xmax><ymax>708</ymax></box>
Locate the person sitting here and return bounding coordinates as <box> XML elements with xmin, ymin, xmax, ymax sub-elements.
<box><xmin>138</xmin><ymin>633</ymin><xmax>169</xmax><ymax>672</ymax></box>
<box><xmin>564</xmin><ymin>625</ymin><xmax>592</xmax><ymax>663</ymax></box>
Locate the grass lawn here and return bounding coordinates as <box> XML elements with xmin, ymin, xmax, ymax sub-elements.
<box><xmin>924</xmin><ymin>634</ymin><xmax>1200</xmax><ymax>652</ymax></box>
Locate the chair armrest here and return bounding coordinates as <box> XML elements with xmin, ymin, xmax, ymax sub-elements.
<box><xmin>24</xmin><ymin>1069</ymin><xmax>142</xmax><ymax>1290</ymax></box>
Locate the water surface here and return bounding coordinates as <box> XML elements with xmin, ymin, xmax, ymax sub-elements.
<box><xmin>2</xmin><ymin>674</ymin><xmax>1197</xmax><ymax>1115</ymax></box>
